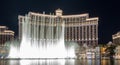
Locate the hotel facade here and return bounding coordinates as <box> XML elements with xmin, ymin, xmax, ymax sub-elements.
<box><xmin>0</xmin><ymin>26</ymin><xmax>14</xmax><ymax>46</ymax></box>
<box><xmin>112</xmin><ymin>32</ymin><xmax>120</xmax><ymax>45</ymax></box>
<box><xmin>18</xmin><ymin>9</ymin><xmax>98</xmax><ymax>46</ymax></box>
<box><xmin>112</xmin><ymin>32</ymin><xmax>120</xmax><ymax>58</ymax></box>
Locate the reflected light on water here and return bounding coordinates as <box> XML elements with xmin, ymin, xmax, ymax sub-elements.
<box><xmin>1</xmin><ymin>59</ymin><xmax>120</xmax><ymax>65</ymax></box>
<box><xmin>20</xmin><ymin>59</ymin><xmax>66</xmax><ymax>65</ymax></box>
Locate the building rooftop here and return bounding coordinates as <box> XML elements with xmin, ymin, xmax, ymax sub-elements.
<box><xmin>20</xmin><ymin>9</ymin><xmax>98</xmax><ymax>19</ymax></box>
<box><xmin>0</xmin><ymin>26</ymin><xmax>7</xmax><ymax>28</ymax></box>
<box><xmin>0</xmin><ymin>26</ymin><xmax>14</xmax><ymax>35</ymax></box>
<box><xmin>112</xmin><ymin>31</ymin><xmax>120</xmax><ymax>39</ymax></box>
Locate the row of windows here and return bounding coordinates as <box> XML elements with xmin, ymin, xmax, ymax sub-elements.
<box><xmin>20</xmin><ymin>24</ymin><xmax>63</xmax><ymax>39</ymax></box>
<box><xmin>19</xmin><ymin>23</ymin><xmax>97</xmax><ymax>40</ymax></box>
<box><xmin>30</xmin><ymin>15</ymin><xmax>87</xmax><ymax>21</ymax></box>
<box><xmin>77</xmin><ymin>41</ymin><xmax>98</xmax><ymax>46</ymax></box>
<box><xmin>19</xmin><ymin>15</ymin><xmax>98</xmax><ymax>27</ymax></box>
<box><xmin>22</xmin><ymin>15</ymin><xmax>88</xmax><ymax>23</ymax></box>
<box><xmin>0</xmin><ymin>35</ymin><xmax>14</xmax><ymax>45</ymax></box>
<box><xmin>65</xmin><ymin>25</ymin><xmax>97</xmax><ymax>40</ymax></box>
<box><xmin>63</xmin><ymin>17</ymin><xmax>86</xmax><ymax>23</ymax></box>
<box><xmin>113</xmin><ymin>38</ymin><xmax>120</xmax><ymax>45</ymax></box>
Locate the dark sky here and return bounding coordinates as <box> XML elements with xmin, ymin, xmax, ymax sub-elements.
<box><xmin>0</xmin><ymin>0</ymin><xmax>120</xmax><ymax>44</ymax></box>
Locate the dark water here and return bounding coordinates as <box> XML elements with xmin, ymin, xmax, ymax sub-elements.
<box><xmin>0</xmin><ymin>59</ymin><xmax>120</xmax><ymax>65</ymax></box>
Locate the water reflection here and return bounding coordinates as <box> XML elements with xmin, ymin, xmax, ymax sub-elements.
<box><xmin>0</xmin><ymin>59</ymin><xmax>120</xmax><ymax>65</ymax></box>
<box><xmin>20</xmin><ymin>59</ymin><xmax>66</xmax><ymax>65</ymax></box>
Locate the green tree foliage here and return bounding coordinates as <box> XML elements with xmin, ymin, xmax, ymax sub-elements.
<box><xmin>105</xmin><ymin>44</ymin><xmax>116</xmax><ymax>57</ymax></box>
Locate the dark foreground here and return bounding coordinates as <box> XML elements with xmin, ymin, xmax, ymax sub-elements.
<box><xmin>0</xmin><ymin>59</ymin><xmax>119</xmax><ymax>65</ymax></box>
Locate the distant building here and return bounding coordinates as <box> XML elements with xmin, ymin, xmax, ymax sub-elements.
<box><xmin>18</xmin><ymin>9</ymin><xmax>98</xmax><ymax>46</ymax></box>
<box><xmin>115</xmin><ymin>46</ymin><xmax>120</xmax><ymax>59</ymax></box>
<box><xmin>112</xmin><ymin>32</ymin><xmax>120</xmax><ymax>45</ymax></box>
<box><xmin>0</xmin><ymin>26</ymin><xmax>14</xmax><ymax>46</ymax></box>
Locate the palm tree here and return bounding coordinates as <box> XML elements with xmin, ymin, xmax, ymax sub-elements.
<box><xmin>105</xmin><ymin>41</ymin><xmax>116</xmax><ymax>58</ymax></box>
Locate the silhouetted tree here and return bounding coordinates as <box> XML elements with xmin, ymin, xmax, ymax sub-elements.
<box><xmin>105</xmin><ymin>42</ymin><xmax>116</xmax><ymax>58</ymax></box>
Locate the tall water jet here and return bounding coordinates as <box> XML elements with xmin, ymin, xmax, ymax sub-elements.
<box><xmin>8</xmin><ymin>12</ymin><xmax>77</xmax><ymax>58</ymax></box>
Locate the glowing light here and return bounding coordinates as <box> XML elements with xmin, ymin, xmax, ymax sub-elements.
<box><xmin>8</xmin><ymin>14</ymin><xmax>76</xmax><ymax>58</ymax></box>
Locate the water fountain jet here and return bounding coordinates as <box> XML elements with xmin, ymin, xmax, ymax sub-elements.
<box><xmin>8</xmin><ymin>12</ymin><xmax>77</xmax><ymax>59</ymax></box>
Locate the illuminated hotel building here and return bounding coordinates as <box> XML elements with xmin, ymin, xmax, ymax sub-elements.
<box><xmin>0</xmin><ymin>26</ymin><xmax>14</xmax><ymax>46</ymax></box>
<box><xmin>18</xmin><ymin>9</ymin><xmax>98</xmax><ymax>46</ymax></box>
<box><xmin>112</xmin><ymin>32</ymin><xmax>120</xmax><ymax>45</ymax></box>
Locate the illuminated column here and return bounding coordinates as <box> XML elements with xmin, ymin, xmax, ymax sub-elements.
<box><xmin>70</xmin><ymin>27</ymin><xmax>72</xmax><ymax>41</ymax></box>
<box><xmin>36</xmin><ymin>16</ymin><xmax>39</xmax><ymax>42</ymax></box>
<box><xmin>65</xmin><ymin>21</ymin><xmax>67</xmax><ymax>41</ymax></box>
<box><xmin>71</xmin><ymin>21</ymin><xmax>74</xmax><ymax>41</ymax></box>
<box><xmin>91</xmin><ymin>25</ymin><xmax>94</xmax><ymax>46</ymax></box>
<box><xmin>4</xmin><ymin>34</ymin><xmax>5</xmax><ymax>46</ymax></box>
<box><xmin>78</xmin><ymin>26</ymin><xmax>80</xmax><ymax>44</ymax></box>
<box><xmin>85</xmin><ymin>25</ymin><xmax>87</xmax><ymax>43</ymax></box>
<box><xmin>83</xmin><ymin>25</ymin><xmax>85</xmax><ymax>44</ymax></box>
<box><xmin>92</xmin><ymin>25</ymin><xmax>95</xmax><ymax>46</ymax></box>
<box><xmin>75</xmin><ymin>26</ymin><xmax>77</xmax><ymax>41</ymax></box>
<box><xmin>39</xmin><ymin>16</ymin><xmax>41</xmax><ymax>41</ymax></box>
<box><xmin>68</xmin><ymin>21</ymin><xmax>70</xmax><ymax>41</ymax></box>
<box><xmin>40</xmin><ymin>12</ymin><xmax>45</xmax><ymax>40</ymax></box>
<box><xmin>18</xmin><ymin>17</ymin><xmax>20</xmax><ymax>40</ymax></box>
<box><xmin>69</xmin><ymin>18</ymin><xmax>71</xmax><ymax>41</ymax></box>
<box><xmin>84</xmin><ymin>26</ymin><xmax>85</xmax><ymax>43</ymax></box>
<box><xmin>66</xmin><ymin>19</ymin><xmax>68</xmax><ymax>41</ymax></box>
<box><xmin>70</xmin><ymin>26</ymin><xmax>74</xmax><ymax>41</ymax></box>
<box><xmin>1</xmin><ymin>34</ymin><xmax>3</xmax><ymax>46</ymax></box>
<box><xmin>66</xmin><ymin>27</ymin><xmax>68</xmax><ymax>41</ymax></box>
<box><xmin>80</xmin><ymin>18</ymin><xmax>81</xmax><ymax>44</ymax></box>
<box><xmin>35</xmin><ymin>15</ymin><xmax>38</xmax><ymax>40</ymax></box>
<box><xmin>87</xmin><ymin>25</ymin><xmax>89</xmax><ymax>44</ymax></box>
<box><xmin>5</xmin><ymin>34</ymin><xmax>6</xmax><ymax>46</ymax></box>
<box><xmin>34</xmin><ymin>15</ymin><xmax>36</xmax><ymax>40</ymax></box>
<box><xmin>73</xmin><ymin>18</ymin><xmax>74</xmax><ymax>41</ymax></box>
<box><xmin>94</xmin><ymin>25</ymin><xmax>96</xmax><ymax>45</ymax></box>
<box><xmin>31</xmin><ymin>17</ymin><xmax>33</xmax><ymax>43</ymax></box>
<box><xmin>71</xmin><ymin>18</ymin><xmax>72</xmax><ymax>41</ymax></box>
<box><xmin>77</xmin><ymin>18</ymin><xmax>79</xmax><ymax>43</ymax></box>
<box><xmin>51</xmin><ymin>15</ymin><xmax>54</xmax><ymax>40</ymax></box>
<box><xmin>18</xmin><ymin>16</ymin><xmax>22</xmax><ymax>40</ymax></box>
<box><xmin>1</xmin><ymin>34</ymin><xmax>3</xmax><ymax>45</ymax></box>
<box><xmin>82</xmin><ymin>24</ymin><xmax>84</xmax><ymax>45</ymax></box>
<box><xmin>73</xmin><ymin>24</ymin><xmax>74</xmax><ymax>41</ymax></box>
<box><xmin>34</xmin><ymin>15</ymin><xmax>37</xmax><ymax>40</ymax></box>
<box><xmin>65</xmin><ymin>22</ymin><xmax>67</xmax><ymax>41</ymax></box>
<box><xmin>78</xmin><ymin>26</ymin><xmax>80</xmax><ymax>40</ymax></box>
<box><xmin>26</xmin><ymin>15</ymin><xmax>30</xmax><ymax>40</ymax></box>
<box><xmin>36</xmin><ymin>15</ymin><xmax>38</xmax><ymax>41</ymax></box>
<box><xmin>96</xmin><ymin>24</ymin><xmax>98</xmax><ymax>45</ymax></box>
<box><xmin>89</xmin><ymin>25</ymin><xmax>91</xmax><ymax>45</ymax></box>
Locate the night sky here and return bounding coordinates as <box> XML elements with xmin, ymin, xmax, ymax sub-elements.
<box><xmin>0</xmin><ymin>0</ymin><xmax>120</xmax><ymax>44</ymax></box>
